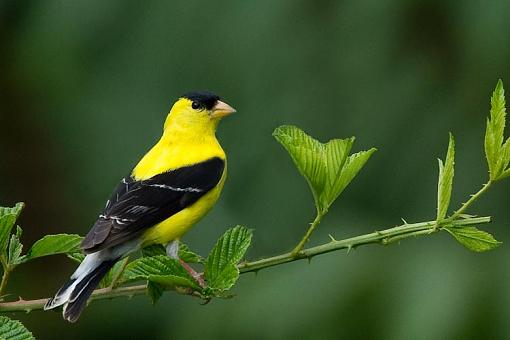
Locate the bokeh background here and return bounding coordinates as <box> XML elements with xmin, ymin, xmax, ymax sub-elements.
<box><xmin>1</xmin><ymin>1</ymin><xmax>510</xmax><ymax>339</ymax></box>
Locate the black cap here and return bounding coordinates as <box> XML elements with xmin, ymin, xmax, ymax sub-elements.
<box><xmin>181</xmin><ymin>91</ymin><xmax>220</xmax><ymax>110</ymax></box>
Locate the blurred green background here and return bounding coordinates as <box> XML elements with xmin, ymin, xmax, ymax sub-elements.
<box><xmin>1</xmin><ymin>1</ymin><xmax>510</xmax><ymax>339</ymax></box>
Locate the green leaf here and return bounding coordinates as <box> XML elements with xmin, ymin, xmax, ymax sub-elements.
<box><xmin>328</xmin><ymin>148</ymin><xmax>377</xmax><ymax>210</ymax></box>
<box><xmin>141</xmin><ymin>244</ymin><xmax>166</xmax><ymax>257</ymax></box>
<box><xmin>204</xmin><ymin>226</ymin><xmax>252</xmax><ymax>292</ymax></box>
<box><xmin>8</xmin><ymin>227</ymin><xmax>24</xmax><ymax>266</ymax></box>
<box><xmin>141</xmin><ymin>243</ymin><xmax>202</xmax><ymax>263</ymax></box>
<box><xmin>499</xmin><ymin>168</ymin><xmax>510</xmax><ymax>179</ymax></box>
<box><xmin>0</xmin><ymin>203</ymin><xmax>24</xmax><ymax>258</ymax></box>
<box><xmin>445</xmin><ymin>226</ymin><xmax>501</xmax><ymax>252</ymax></box>
<box><xmin>149</xmin><ymin>274</ymin><xmax>197</xmax><ymax>290</ymax></box>
<box><xmin>273</xmin><ymin>125</ymin><xmax>350</xmax><ymax>212</ymax></box>
<box><xmin>496</xmin><ymin>137</ymin><xmax>510</xmax><ymax>178</ymax></box>
<box><xmin>207</xmin><ymin>264</ymin><xmax>239</xmax><ymax>292</ymax></box>
<box><xmin>120</xmin><ymin>255</ymin><xmax>199</xmax><ymax>290</ymax></box>
<box><xmin>437</xmin><ymin>133</ymin><xmax>455</xmax><ymax>221</ymax></box>
<box><xmin>0</xmin><ymin>316</ymin><xmax>35</xmax><ymax>340</ymax></box>
<box><xmin>121</xmin><ymin>255</ymin><xmax>182</xmax><ymax>282</ymax></box>
<box><xmin>273</xmin><ymin>125</ymin><xmax>375</xmax><ymax>214</ymax></box>
<box><xmin>25</xmin><ymin>234</ymin><xmax>82</xmax><ymax>261</ymax></box>
<box><xmin>100</xmin><ymin>257</ymin><xmax>129</xmax><ymax>288</ymax></box>
<box><xmin>485</xmin><ymin>79</ymin><xmax>508</xmax><ymax>180</ymax></box>
<box><xmin>179</xmin><ymin>242</ymin><xmax>203</xmax><ymax>263</ymax></box>
<box><xmin>146</xmin><ymin>281</ymin><xmax>164</xmax><ymax>305</ymax></box>
<box><xmin>67</xmin><ymin>252</ymin><xmax>85</xmax><ymax>263</ymax></box>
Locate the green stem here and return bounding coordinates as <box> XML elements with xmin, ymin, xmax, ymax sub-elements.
<box><xmin>0</xmin><ymin>266</ymin><xmax>10</xmax><ymax>298</ymax></box>
<box><xmin>241</xmin><ymin>216</ymin><xmax>489</xmax><ymax>273</ymax></box>
<box><xmin>0</xmin><ymin>285</ymin><xmax>151</xmax><ymax>313</ymax></box>
<box><xmin>0</xmin><ymin>215</ymin><xmax>490</xmax><ymax>313</ymax></box>
<box><xmin>450</xmin><ymin>181</ymin><xmax>492</xmax><ymax>220</ymax></box>
<box><xmin>292</xmin><ymin>213</ymin><xmax>323</xmax><ymax>256</ymax></box>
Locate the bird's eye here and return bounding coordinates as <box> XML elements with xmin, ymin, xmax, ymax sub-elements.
<box><xmin>191</xmin><ymin>101</ymin><xmax>202</xmax><ymax>110</ymax></box>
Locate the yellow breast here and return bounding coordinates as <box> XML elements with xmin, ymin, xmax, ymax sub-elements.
<box><xmin>134</xmin><ymin>130</ymin><xmax>227</xmax><ymax>246</ymax></box>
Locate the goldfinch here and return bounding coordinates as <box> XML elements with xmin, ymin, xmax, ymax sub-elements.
<box><xmin>44</xmin><ymin>91</ymin><xmax>235</xmax><ymax>322</ymax></box>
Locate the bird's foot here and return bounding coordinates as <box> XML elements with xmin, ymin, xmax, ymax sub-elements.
<box><xmin>166</xmin><ymin>240</ymin><xmax>206</xmax><ymax>288</ymax></box>
<box><xmin>179</xmin><ymin>259</ymin><xmax>206</xmax><ymax>288</ymax></box>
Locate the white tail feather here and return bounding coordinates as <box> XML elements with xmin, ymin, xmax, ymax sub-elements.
<box><xmin>44</xmin><ymin>253</ymin><xmax>102</xmax><ymax>310</ymax></box>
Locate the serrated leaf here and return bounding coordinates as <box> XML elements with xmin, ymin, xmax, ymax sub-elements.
<box><xmin>320</xmin><ymin>138</ymin><xmax>355</xmax><ymax>208</ymax></box>
<box><xmin>120</xmin><ymin>255</ymin><xmax>199</xmax><ymax>290</ymax></box>
<box><xmin>499</xmin><ymin>168</ymin><xmax>510</xmax><ymax>179</ymax></box>
<box><xmin>0</xmin><ymin>203</ymin><xmax>24</xmax><ymax>257</ymax></box>
<box><xmin>273</xmin><ymin>125</ymin><xmax>332</xmax><ymax>210</ymax></box>
<box><xmin>437</xmin><ymin>133</ymin><xmax>455</xmax><ymax>221</ymax></box>
<box><xmin>25</xmin><ymin>234</ymin><xmax>82</xmax><ymax>261</ymax></box>
<box><xmin>496</xmin><ymin>137</ymin><xmax>510</xmax><ymax>178</ymax></box>
<box><xmin>206</xmin><ymin>264</ymin><xmax>239</xmax><ymax>292</ymax></box>
<box><xmin>100</xmin><ymin>257</ymin><xmax>129</xmax><ymax>288</ymax></box>
<box><xmin>121</xmin><ymin>255</ymin><xmax>185</xmax><ymax>282</ymax></box>
<box><xmin>485</xmin><ymin>79</ymin><xmax>507</xmax><ymax>180</ymax></box>
<box><xmin>204</xmin><ymin>226</ymin><xmax>252</xmax><ymax>292</ymax></box>
<box><xmin>273</xmin><ymin>125</ymin><xmax>375</xmax><ymax>214</ymax></box>
<box><xmin>445</xmin><ymin>226</ymin><xmax>501</xmax><ymax>252</ymax></box>
<box><xmin>149</xmin><ymin>274</ymin><xmax>197</xmax><ymax>290</ymax></box>
<box><xmin>326</xmin><ymin>148</ymin><xmax>377</xmax><ymax>211</ymax></box>
<box><xmin>141</xmin><ymin>243</ymin><xmax>203</xmax><ymax>263</ymax></box>
<box><xmin>141</xmin><ymin>244</ymin><xmax>166</xmax><ymax>257</ymax></box>
<box><xmin>0</xmin><ymin>316</ymin><xmax>35</xmax><ymax>340</ymax></box>
<box><xmin>179</xmin><ymin>243</ymin><xmax>203</xmax><ymax>263</ymax></box>
<box><xmin>147</xmin><ymin>281</ymin><xmax>164</xmax><ymax>305</ymax></box>
<box><xmin>8</xmin><ymin>227</ymin><xmax>24</xmax><ymax>266</ymax></box>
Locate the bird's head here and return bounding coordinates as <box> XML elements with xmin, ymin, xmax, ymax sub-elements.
<box><xmin>164</xmin><ymin>91</ymin><xmax>236</xmax><ymax>134</ymax></box>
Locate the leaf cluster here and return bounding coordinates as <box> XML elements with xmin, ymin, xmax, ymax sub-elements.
<box><xmin>485</xmin><ymin>79</ymin><xmax>510</xmax><ymax>180</ymax></box>
<box><xmin>0</xmin><ymin>204</ymin><xmax>253</xmax><ymax>333</ymax></box>
<box><xmin>433</xmin><ymin>80</ymin><xmax>507</xmax><ymax>252</ymax></box>
<box><xmin>0</xmin><ymin>203</ymin><xmax>82</xmax><ymax>274</ymax></box>
<box><xmin>273</xmin><ymin>125</ymin><xmax>376</xmax><ymax>215</ymax></box>
<box><xmin>121</xmin><ymin>226</ymin><xmax>252</xmax><ymax>304</ymax></box>
<box><xmin>272</xmin><ymin>81</ymin><xmax>508</xmax><ymax>254</ymax></box>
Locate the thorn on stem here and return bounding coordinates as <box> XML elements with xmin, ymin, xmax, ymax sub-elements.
<box><xmin>328</xmin><ymin>234</ymin><xmax>337</xmax><ymax>242</ymax></box>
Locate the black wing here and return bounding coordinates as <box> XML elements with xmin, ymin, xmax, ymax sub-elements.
<box><xmin>81</xmin><ymin>157</ymin><xmax>225</xmax><ymax>253</ymax></box>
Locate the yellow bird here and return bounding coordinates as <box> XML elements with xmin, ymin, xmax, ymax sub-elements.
<box><xmin>44</xmin><ymin>91</ymin><xmax>236</xmax><ymax>322</ymax></box>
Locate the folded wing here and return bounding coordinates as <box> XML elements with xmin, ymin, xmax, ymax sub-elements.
<box><xmin>81</xmin><ymin>157</ymin><xmax>225</xmax><ymax>253</ymax></box>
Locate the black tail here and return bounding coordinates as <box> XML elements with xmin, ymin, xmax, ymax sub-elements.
<box><xmin>45</xmin><ymin>258</ymin><xmax>116</xmax><ymax>323</ymax></box>
<box><xmin>62</xmin><ymin>259</ymin><xmax>115</xmax><ymax>322</ymax></box>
